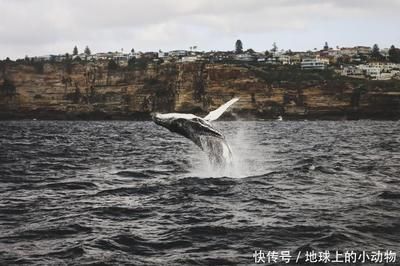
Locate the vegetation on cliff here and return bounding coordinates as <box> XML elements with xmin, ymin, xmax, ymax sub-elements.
<box><xmin>0</xmin><ymin>79</ymin><xmax>16</xmax><ymax>96</ymax></box>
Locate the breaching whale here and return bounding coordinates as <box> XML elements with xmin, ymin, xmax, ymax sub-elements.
<box><xmin>152</xmin><ymin>98</ymin><xmax>239</xmax><ymax>167</ymax></box>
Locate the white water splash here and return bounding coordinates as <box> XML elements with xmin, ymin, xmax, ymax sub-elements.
<box><xmin>187</xmin><ymin>122</ymin><xmax>273</xmax><ymax>178</ymax></box>
<box><xmin>199</xmin><ymin>136</ymin><xmax>232</xmax><ymax>166</ymax></box>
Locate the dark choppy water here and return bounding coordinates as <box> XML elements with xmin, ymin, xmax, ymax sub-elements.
<box><xmin>0</xmin><ymin>120</ymin><xmax>399</xmax><ymax>265</ymax></box>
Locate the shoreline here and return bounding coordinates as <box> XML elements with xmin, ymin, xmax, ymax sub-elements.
<box><xmin>1</xmin><ymin>62</ymin><xmax>400</xmax><ymax>122</ymax></box>
<box><xmin>1</xmin><ymin>111</ymin><xmax>399</xmax><ymax>121</ymax></box>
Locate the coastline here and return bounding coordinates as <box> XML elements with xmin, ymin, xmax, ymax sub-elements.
<box><xmin>1</xmin><ymin>62</ymin><xmax>400</xmax><ymax>121</ymax></box>
<box><xmin>1</xmin><ymin>110</ymin><xmax>399</xmax><ymax>121</ymax></box>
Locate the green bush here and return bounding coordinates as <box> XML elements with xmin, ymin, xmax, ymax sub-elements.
<box><xmin>108</xmin><ymin>59</ymin><xmax>119</xmax><ymax>71</ymax></box>
<box><xmin>0</xmin><ymin>79</ymin><xmax>16</xmax><ymax>95</ymax></box>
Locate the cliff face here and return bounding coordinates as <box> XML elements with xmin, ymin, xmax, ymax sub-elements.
<box><xmin>1</xmin><ymin>61</ymin><xmax>400</xmax><ymax>119</ymax></box>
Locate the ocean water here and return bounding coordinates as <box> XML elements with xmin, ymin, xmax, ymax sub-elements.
<box><xmin>0</xmin><ymin>120</ymin><xmax>399</xmax><ymax>265</ymax></box>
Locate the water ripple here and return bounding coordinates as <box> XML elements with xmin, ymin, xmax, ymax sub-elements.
<box><xmin>0</xmin><ymin>120</ymin><xmax>399</xmax><ymax>265</ymax></box>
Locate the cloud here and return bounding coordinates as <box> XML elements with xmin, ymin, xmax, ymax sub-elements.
<box><xmin>0</xmin><ymin>0</ymin><xmax>399</xmax><ymax>58</ymax></box>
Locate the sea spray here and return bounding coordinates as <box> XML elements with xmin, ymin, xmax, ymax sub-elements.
<box><xmin>199</xmin><ymin>136</ymin><xmax>232</xmax><ymax>165</ymax></box>
<box><xmin>188</xmin><ymin>121</ymin><xmax>273</xmax><ymax>178</ymax></box>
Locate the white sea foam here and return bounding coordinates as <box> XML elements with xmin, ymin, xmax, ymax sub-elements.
<box><xmin>187</xmin><ymin>122</ymin><xmax>273</xmax><ymax>178</ymax></box>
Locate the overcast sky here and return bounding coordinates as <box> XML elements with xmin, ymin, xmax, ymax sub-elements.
<box><xmin>1</xmin><ymin>0</ymin><xmax>399</xmax><ymax>59</ymax></box>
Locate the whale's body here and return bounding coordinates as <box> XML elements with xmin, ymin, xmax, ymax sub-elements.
<box><xmin>152</xmin><ymin>98</ymin><xmax>239</xmax><ymax>166</ymax></box>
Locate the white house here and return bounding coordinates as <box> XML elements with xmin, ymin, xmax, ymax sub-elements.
<box><xmin>234</xmin><ymin>53</ymin><xmax>256</xmax><ymax>62</ymax></box>
<box><xmin>355</xmin><ymin>46</ymin><xmax>371</xmax><ymax>56</ymax></box>
<box><xmin>34</xmin><ymin>55</ymin><xmax>52</xmax><ymax>61</ymax></box>
<box><xmin>342</xmin><ymin>66</ymin><xmax>363</xmax><ymax>77</ymax></box>
<box><xmin>339</xmin><ymin>47</ymin><xmax>358</xmax><ymax>57</ymax></box>
<box><xmin>158</xmin><ymin>52</ymin><xmax>169</xmax><ymax>59</ymax></box>
<box><xmin>93</xmin><ymin>53</ymin><xmax>109</xmax><ymax>60</ymax></box>
<box><xmin>180</xmin><ymin>56</ymin><xmax>199</xmax><ymax>63</ymax></box>
<box><xmin>169</xmin><ymin>50</ymin><xmax>188</xmax><ymax>57</ymax></box>
<box><xmin>278</xmin><ymin>54</ymin><xmax>291</xmax><ymax>65</ymax></box>
<box><xmin>301</xmin><ymin>58</ymin><xmax>328</xmax><ymax>70</ymax></box>
<box><xmin>342</xmin><ymin>63</ymin><xmax>400</xmax><ymax>80</ymax></box>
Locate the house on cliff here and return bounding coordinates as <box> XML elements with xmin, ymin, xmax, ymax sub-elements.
<box><xmin>301</xmin><ymin>57</ymin><xmax>328</xmax><ymax>70</ymax></box>
<box><xmin>342</xmin><ymin>63</ymin><xmax>400</xmax><ymax>80</ymax></box>
<box><xmin>234</xmin><ymin>53</ymin><xmax>256</xmax><ymax>62</ymax></box>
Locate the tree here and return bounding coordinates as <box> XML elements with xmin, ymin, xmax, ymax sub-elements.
<box><xmin>371</xmin><ymin>44</ymin><xmax>382</xmax><ymax>60</ymax></box>
<box><xmin>84</xmin><ymin>46</ymin><xmax>91</xmax><ymax>56</ymax></box>
<box><xmin>271</xmin><ymin>42</ymin><xmax>278</xmax><ymax>53</ymax></box>
<box><xmin>324</xmin><ymin>41</ymin><xmax>329</xmax><ymax>51</ymax></box>
<box><xmin>127</xmin><ymin>57</ymin><xmax>136</xmax><ymax>69</ymax></box>
<box><xmin>64</xmin><ymin>54</ymin><xmax>73</xmax><ymax>74</ymax></box>
<box><xmin>372</xmin><ymin>44</ymin><xmax>379</xmax><ymax>53</ymax></box>
<box><xmin>73</xmin><ymin>46</ymin><xmax>78</xmax><ymax>56</ymax></box>
<box><xmin>235</xmin><ymin>39</ymin><xmax>243</xmax><ymax>54</ymax></box>
<box><xmin>388</xmin><ymin>45</ymin><xmax>400</xmax><ymax>63</ymax></box>
<box><xmin>0</xmin><ymin>79</ymin><xmax>16</xmax><ymax>95</ymax></box>
<box><xmin>131</xmin><ymin>48</ymin><xmax>135</xmax><ymax>53</ymax></box>
<box><xmin>388</xmin><ymin>45</ymin><xmax>396</xmax><ymax>61</ymax></box>
<box><xmin>108</xmin><ymin>59</ymin><xmax>118</xmax><ymax>70</ymax></box>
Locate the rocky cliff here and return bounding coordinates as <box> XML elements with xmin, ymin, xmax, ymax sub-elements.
<box><xmin>1</xmin><ymin>61</ymin><xmax>400</xmax><ymax>119</ymax></box>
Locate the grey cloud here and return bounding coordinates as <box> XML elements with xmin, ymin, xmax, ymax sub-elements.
<box><xmin>0</xmin><ymin>0</ymin><xmax>399</xmax><ymax>58</ymax></box>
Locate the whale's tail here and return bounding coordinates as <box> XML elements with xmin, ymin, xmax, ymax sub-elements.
<box><xmin>204</xmin><ymin>98</ymin><xmax>239</xmax><ymax>121</ymax></box>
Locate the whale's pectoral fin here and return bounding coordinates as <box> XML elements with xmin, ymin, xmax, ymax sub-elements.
<box><xmin>204</xmin><ymin>98</ymin><xmax>239</xmax><ymax>121</ymax></box>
